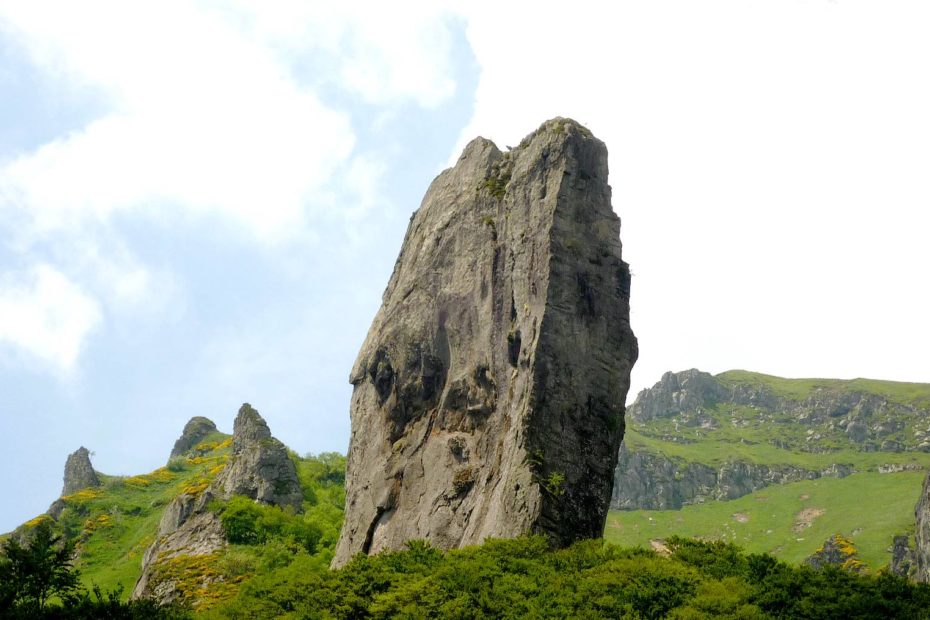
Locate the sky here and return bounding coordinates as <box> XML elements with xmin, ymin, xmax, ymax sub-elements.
<box><xmin>1</xmin><ymin>1</ymin><xmax>928</xmax><ymax>532</ymax></box>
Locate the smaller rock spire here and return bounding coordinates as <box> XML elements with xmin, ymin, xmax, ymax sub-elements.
<box><xmin>170</xmin><ymin>416</ymin><xmax>218</xmax><ymax>459</ymax></box>
<box><xmin>61</xmin><ymin>446</ymin><xmax>100</xmax><ymax>496</ymax></box>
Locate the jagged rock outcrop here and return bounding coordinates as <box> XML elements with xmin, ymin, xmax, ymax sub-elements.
<box><xmin>61</xmin><ymin>447</ymin><xmax>100</xmax><ymax>496</ymax></box>
<box><xmin>332</xmin><ymin>118</ymin><xmax>637</xmax><ymax>567</ymax></box>
<box><xmin>170</xmin><ymin>417</ymin><xmax>218</xmax><ymax>458</ymax></box>
<box><xmin>806</xmin><ymin>534</ymin><xmax>865</xmax><ymax>573</ymax></box>
<box><xmin>914</xmin><ymin>472</ymin><xmax>930</xmax><ymax>582</ymax></box>
<box><xmin>211</xmin><ymin>404</ymin><xmax>303</xmax><ymax>511</ymax></box>
<box><xmin>133</xmin><ymin>404</ymin><xmax>302</xmax><ymax>602</ymax></box>
<box><xmin>611</xmin><ymin>443</ymin><xmax>853</xmax><ymax>510</ymax></box>
<box><xmin>629</xmin><ymin>369</ymin><xmax>728</xmax><ymax>425</ymax></box>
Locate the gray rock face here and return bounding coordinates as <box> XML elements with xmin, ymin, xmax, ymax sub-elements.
<box><xmin>914</xmin><ymin>472</ymin><xmax>930</xmax><ymax>582</ymax></box>
<box><xmin>333</xmin><ymin>118</ymin><xmax>637</xmax><ymax>567</ymax></box>
<box><xmin>61</xmin><ymin>447</ymin><xmax>100</xmax><ymax>496</ymax></box>
<box><xmin>170</xmin><ymin>417</ymin><xmax>218</xmax><ymax>458</ymax></box>
<box><xmin>133</xmin><ymin>403</ymin><xmax>302</xmax><ymax>602</ymax></box>
<box><xmin>611</xmin><ymin>443</ymin><xmax>853</xmax><ymax>510</ymax></box>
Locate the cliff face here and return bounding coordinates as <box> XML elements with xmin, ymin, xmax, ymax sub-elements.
<box><xmin>333</xmin><ymin>118</ymin><xmax>637</xmax><ymax>567</ymax></box>
<box><xmin>133</xmin><ymin>404</ymin><xmax>301</xmax><ymax>603</ymax></box>
<box><xmin>612</xmin><ymin>443</ymin><xmax>853</xmax><ymax>510</ymax></box>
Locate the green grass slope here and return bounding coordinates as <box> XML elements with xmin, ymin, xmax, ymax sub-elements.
<box><xmin>614</xmin><ymin>370</ymin><xmax>930</xmax><ymax>569</ymax></box>
<box><xmin>716</xmin><ymin>370</ymin><xmax>930</xmax><ymax>406</ymax></box>
<box><xmin>9</xmin><ymin>430</ymin><xmax>347</xmax><ymax>612</ymax></box>
<box><xmin>23</xmin><ymin>432</ymin><xmax>234</xmax><ymax>597</ymax></box>
<box><xmin>607</xmin><ymin>470</ymin><xmax>926</xmax><ymax>570</ymax></box>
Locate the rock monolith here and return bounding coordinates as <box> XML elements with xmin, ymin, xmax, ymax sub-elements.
<box><xmin>61</xmin><ymin>446</ymin><xmax>100</xmax><ymax>496</ymax></box>
<box><xmin>332</xmin><ymin>118</ymin><xmax>637</xmax><ymax>567</ymax></box>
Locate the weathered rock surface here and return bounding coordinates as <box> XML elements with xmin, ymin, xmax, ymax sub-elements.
<box><xmin>333</xmin><ymin>118</ymin><xmax>637</xmax><ymax>567</ymax></box>
<box><xmin>914</xmin><ymin>471</ymin><xmax>930</xmax><ymax>582</ymax></box>
<box><xmin>611</xmin><ymin>443</ymin><xmax>853</xmax><ymax>510</ymax></box>
<box><xmin>133</xmin><ymin>404</ymin><xmax>301</xmax><ymax>602</ymax></box>
<box><xmin>60</xmin><ymin>446</ymin><xmax>100</xmax><ymax>496</ymax></box>
<box><xmin>170</xmin><ymin>416</ymin><xmax>218</xmax><ymax>458</ymax></box>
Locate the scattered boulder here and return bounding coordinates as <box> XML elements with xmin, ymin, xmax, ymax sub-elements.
<box><xmin>170</xmin><ymin>417</ymin><xmax>218</xmax><ymax>459</ymax></box>
<box><xmin>806</xmin><ymin>534</ymin><xmax>865</xmax><ymax>573</ymax></box>
<box><xmin>333</xmin><ymin>118</ymin><xmax>637</xmax><ymax>567</ymax></box>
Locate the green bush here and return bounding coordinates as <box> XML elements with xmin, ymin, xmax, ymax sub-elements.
<box><xmin>208</xmin><ymin>536</ymin><xmax>930</xmax><ymax>620</ymax></box>
<box><xmin>217</xmin><ymin>496</ymin><xmax>322</xmax><ymax>553</ymax></box>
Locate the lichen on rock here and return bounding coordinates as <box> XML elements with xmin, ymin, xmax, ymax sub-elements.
<box><xmin>333</xmin><ymin>118</ymin><xmax>637</xmax><ymax>567</ymax></box>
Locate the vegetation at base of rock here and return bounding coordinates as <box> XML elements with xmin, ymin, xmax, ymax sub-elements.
<box><xmin>607</xmin><ymin>471</ymin><xmax>926</xmax><ymax>570</ymax></box>
<box><xmin>204</xmin><ymin>536</ymin><xmax>930</xmax><ymax>619</ymax></box>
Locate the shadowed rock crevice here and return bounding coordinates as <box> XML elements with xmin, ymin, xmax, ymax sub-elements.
<box><xmin>333</xmin><ymin>118</ymin><xmax>637</xmax><ymax>567</ymax></box>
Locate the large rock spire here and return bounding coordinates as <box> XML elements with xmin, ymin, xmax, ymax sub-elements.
<box><xmin>333</xmin><ymin>118</ymin><xmax>637</xmax><ymax>567</ymax></box>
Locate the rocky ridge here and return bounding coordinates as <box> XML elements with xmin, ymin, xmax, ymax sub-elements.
<box><xmin>613</xmin><ymin>369</ymin><xmax>930</xmax><ymax>510</ymax></box>
<box><xmin>333</xmin><ymin>118</ymin><xmax>637</xmax><ymax>567</ymax></box>
<box><xmin>132</xmin><ymin>405</ymin><xmax>301</xmax><ymax>603</ymax></box>
<box><xmin>612</xmin><ymin>443</ymin><xmax>853</xmax><ymax>511</ymax></box>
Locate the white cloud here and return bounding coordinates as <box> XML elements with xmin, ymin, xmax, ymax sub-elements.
<box><xmin>224</xmin><ymin>1</ymin><xmax>459</xmax><ymax>108</ymax></box>
<box><xmin>0</xmin><ymin>1</ymin><xmax>357</xmax><ymax>241</ymax></box>
<box><xmin>0</xmin><ymin>264</ymin><xmax>101</xmax><ymax>372</ymax></box>
<box><xmin>0</xmin><ymin>1</ymin><xmax>462</xmax><ymax>371</ymax></box>
<box><xmin>451</xmin><ymin>1</ymin><xmax>930</xmax><ymax>396</ymax></box>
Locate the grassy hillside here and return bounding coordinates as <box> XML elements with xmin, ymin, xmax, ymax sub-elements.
<box><xmin>716</xmin><ymin>370</ymin><xmax>930</xmax><ymax>406</ymax></box>
<box><xmin>9</xmin><ymin>434</ymin><xmax>346</xmax><ymax>610</ymax></box>
<box><xmin>624</xmin><ymin>428</ymin><xmax>930</xmax><ymax>470</ymax></box>
<box><xmin>606</xmin><ymin>471</ymin><xmax>926</xmax><ymax>570</ymax></box>
<box><xmin>614</xmin><ymin>370</ymin><xmax>930</xmax><ymax>569</ymax></box>
<box><xmin>33</xmin><ymin>432</ymin><xmax>234</xmax><ymax>596</ymax></box>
